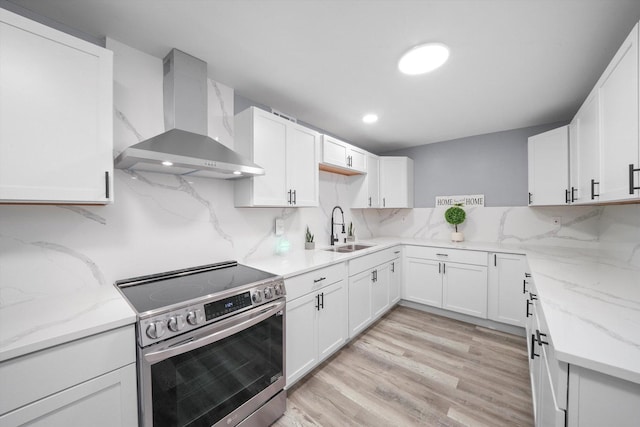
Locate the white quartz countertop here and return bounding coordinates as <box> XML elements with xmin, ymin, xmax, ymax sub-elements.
<box><xmin>246</xmin><ymin>237</ymin><xmax>640</xmax><ymax>384</ymax></box>
<box><xmin>0</xmin><ymin>285</ymin><xmax>135</xmax><ymax>363</ymax></box>
<box><xmin>3</xmin><ymin>237</ymin><xmax>638</xmax><ymax>385</ymax></box>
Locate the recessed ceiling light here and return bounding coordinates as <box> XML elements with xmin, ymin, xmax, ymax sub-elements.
<box><xmin>162</xmin><ymin>160</ymin><xmax>173</xmax><ymax>166</ymax></box>
<box><xmin>398</xmin><ymin>43</ymin><xmax>449</xmax><ymax>75</ymax></box>
<box><xmin>362</xmin><ymin>114</ymin><xmax>378</xmax><ymax>124</ymax></box>
<box><xmin>233</xmin><ymin>170</ymin><xmax>242</xmax><ymax>175</ymax></box>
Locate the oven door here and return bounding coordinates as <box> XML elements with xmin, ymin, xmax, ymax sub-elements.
<box><xmin>139</xmin><ymin>299</ymin><xmax>285</xmax><ymax>427</ymax></box>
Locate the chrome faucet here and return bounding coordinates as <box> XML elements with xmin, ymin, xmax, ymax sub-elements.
<box><xmin>331</xmin><ymin>206</ymin><xmax>346</xmax><ymax>245</ymax></box>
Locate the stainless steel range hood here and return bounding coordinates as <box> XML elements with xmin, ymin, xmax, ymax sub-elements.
<box><xmin>114</xmin><ymin>49</ymin><xmax>264</xmax><ymax>179</ymax></box>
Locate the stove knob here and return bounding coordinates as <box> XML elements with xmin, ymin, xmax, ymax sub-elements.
<box><xmin>168</xmin><ymin>315</ymin><xmax>186</xmax><ymax>332</ymax></box>
<box><xmin>146</xmin><ymin>321</ymin><xmax>166</xmax><ymax>339</ymax></box>
<box><xmin>252</xmin><ymin>289</ymin><xmax>264</xmax><ymax>303</ymax></box>
<box><xmin>274</xmin><ymin>283</ymin><xmax>284</xmax><ymax>296</ymax></box>
<box><xmin>187</xmin><ymin>309</ymin><xmax>204</xmax><ymax>325</ymax></box>
<box><xmin>264</xmin><ymin>287</ymin><xmax>274</xmax><ymax>300</ymax></box>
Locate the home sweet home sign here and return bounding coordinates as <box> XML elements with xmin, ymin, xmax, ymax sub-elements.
<box><xmin>435</xmin><ymin>194</ymin><xmax>485</xmax><ymax>207</ymax></box>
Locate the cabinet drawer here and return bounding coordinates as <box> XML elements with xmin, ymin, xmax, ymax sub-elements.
<box><xmin>0</xmin><ymin>326</ymin><xmax>135</xmax><ymax>415</ymax></box>
<box><xmin>348</xmin><ymin>246</ymin><xmax>401</xmax><ymax>276</ymax></box>
<box><xmin>405</xmin><ymin>245</ymin><xmax>487</xmax><ymax>266</ymax></box>
<box><xmin>285</xmin><ymin>262</ymin><xmax>346</xmax><ymax>301</ymax></box>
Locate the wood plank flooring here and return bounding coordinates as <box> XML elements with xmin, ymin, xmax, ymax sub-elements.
<box><xmin>274</xmin><ymin>306</ymin><xmax>534</xmax><ymax>427</ymax></box>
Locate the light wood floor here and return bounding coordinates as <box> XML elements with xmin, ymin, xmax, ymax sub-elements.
<box><xmin>274</xmin><ymin>306</ymin><xmax>534</xmax><ymax>427</ymax></box>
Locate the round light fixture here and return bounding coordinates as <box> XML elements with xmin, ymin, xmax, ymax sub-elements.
<box><xmin>233</xmin><ymin>170</ymin><xmax>242</xmax><ymax>175</ymax></box>
<box><xmin>362</xmin><ymin>113</ymin><xmax>378</xmax><ymax>124</ymax></box>
<box><xmin>161</xmin><ymin>160</ymin><xmax>173</xmax><ymax>166</ymax></box>
<box><xmin>398</xmin><ymin>43</ymin><xmax>449</xmax><ymax>75</ymax></box>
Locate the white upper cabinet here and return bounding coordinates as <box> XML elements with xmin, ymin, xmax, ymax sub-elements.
<box><xmin>528</xmin><ymin>126</ymin><xmax>569</xmax><ymax>206</ymax></box>
<box><xmin>0</xmin><ymin>9</ymin><xmax>113</xmax><ymax>204</ymax></box>
<box><xmin>234</xmin><ymin>107</ymin><xmax>319</xmax><ymax>207</ymax></box>
<box><xmin>569</xmin><ymin>22</ymin><xmax>640</xmax><ymax>204</ymax></box>
<box><xmin>319</xmin><ymin>135</ymin><xmax>366</xmax><ymax>174</ymax></box>
<box><xmin>598</xmin><ymin>23</ymin><xmax>639</xmax><ymax>202</ymax></box>
<box><xmin>351</xmin><ymin>153</ymin><xmax>380</xmax><ymax>208</ymax></box>
<box><xmin>379</xmin><ymin>157</ymin><xmax>414</xmax><ymax>208</ymax></box>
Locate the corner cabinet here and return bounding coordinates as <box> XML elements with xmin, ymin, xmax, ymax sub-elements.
<box><xmin>487</xmin><ymin>252</ymin><xmax>528</xmax><ymax>327</ymax></box>
<box><xmin>379</xmin><ymin>157</ymin><xmax>414</xmax><ymax>208</ymax></box>
<box><xmin>0</xmin><ymin>326</ymin><xmax>137</xmax><ymax>427</ymax></box>
<box><xmin>351</xmin><ymin>153</ymin><xmax>380</xmax><ymax>208</ymax></box>
<box><xmin>319</xmin><ymin>135</ymin><xmax>366</xmax><ymax>175</ymax></box>
<box><xmin>234</xmin><ymin>107</ymin><xmax>319</xmax><ymax>207</ymax></box>
<box><xmin>0</xmin><ymin>9</ymin><xmax>113</xmax><ymax>204</ymax></box>
<box><xmin>528</xmin><ymin>126</ymin><xmax>569</xmax><ymax>206</ymax></box>
<box><xmin>284</xmin><ymin>263</ymin><xmax>348</xmax><ymax>388</ymax></box>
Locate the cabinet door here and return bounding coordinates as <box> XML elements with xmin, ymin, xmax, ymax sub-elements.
<box><xmin>348</xmin><ymin>269</ymin><xmax>373</xmax><ymax>338</ymax></box>
<box><xmin>528</xmin><ymin>126</ymin><xmax>569</xmax><ymax>206</ymax></box>
<box><xmin>317</xmin><ymin>281</ymin><xmax>348</xmax><ymax>362</ymax></box>
<box><xmin>442</xmin><ymin>262</ymin><xmax>488</xmax><ymax>318</ymax></box>
<box><xmin>286</xmin><ymin>124</ymin><xmax>319</xmax><ymax>206</ymax></box>
<box><xmin>348</xmin><ymin>147</ymin><xmax>367</xmax><ymax>173</ymax></box>
<box><xmin>488</xmin><ymin>253</ymin><xmax>527</xmax><ymax>327</ymax></box>
<box><xmin>538</xmin><ymin>352</ymin><xmax>566</xmax><ymax>427</ymax></box>
<box><xmin>569</xmin><ymin>119</ymin><xmax>579</xmax><ymax>203</ymax></box>
<box><xmin>599</xmin><ymin>23</ymin><xmax>639</xmax><ymax>202</ymax></box>
<box><xmin>389</xmin><ymin>258</ymin><xmax>401</xmax><ymax>305</ymax></box>
<box><xmin>368</xmin><ymin>155</ymin><xmax>380</xmax><ymax>208</ymax></box>
<box><xmin>573</xmin><ymin>92</ymin><xmax>601</xmax><ymax>204</ymax></box>
<box><xmin>0</xmin><ymin>364</ymin><xmax>137</xmax><ymax>427</ymax></box>
<box><xmin>252</xmin><ymin>110</ymin><xmax>287</xmax><ymax>205</ymax></box>
<box><xmin>322</xmin><ymin>135</ymin><xmax>348</xmax><ymax>168</ymax></box>
<box><xmin>285</xmin><ymin>293</ymin><xmax>318</xmax><ymax>386</ymax></box>
<box><xmin>403</xmin><ymin>257</ymin><xmax>442</xmax><ymax>307</ymax></box>
<box><xmin>371</xmin><ymin>264</ymin><xmax>390</xmax><ymax>319</ymax></box>
<box><xmin>0</xmin><ymin>10</ymin><xmax>113</xmax><ymax>204</ymax></box>
<box><xmin>380</xmin><ymin>157</ymin><xmax>413</xmax><ymax>208</ymax></box>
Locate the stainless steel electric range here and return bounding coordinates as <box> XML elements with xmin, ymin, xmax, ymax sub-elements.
<box><xmin>115</xmin><ymin>261</ymin><xmax>286</xmax><ymax>427</ymax></box>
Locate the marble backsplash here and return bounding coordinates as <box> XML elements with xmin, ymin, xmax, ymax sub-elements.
<box><xmin>1</xmin><ymin>39</ymin><xmax>639</xmax><ymax>310</ymax></box>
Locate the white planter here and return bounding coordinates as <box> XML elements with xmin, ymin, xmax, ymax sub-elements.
<box><xmin>451</xmin><ymin>232</ymin><xmax>464</xmax><ymax>242</ymax></box>
<box><xmin>305</xmin><ymin>242</ymin><xmax>315</xmax><ymax>250</ymax></box>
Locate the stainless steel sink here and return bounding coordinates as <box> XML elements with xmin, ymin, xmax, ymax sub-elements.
<box><xmin>324</xmin><ymin>244</ymin><xmax>374</xmax><ymax>253</ymax></box>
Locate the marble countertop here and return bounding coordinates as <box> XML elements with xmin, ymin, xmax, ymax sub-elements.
<box><xmin>3</xmin><ymin>236</ymin><xmax>637</xmax><ymax>385</ymax></box>
<box><xmin>0</xmin><ymin>285</ymin><xmax>135</xmax><ymax>363</ymax></box>
<box><xmin>247</xmin><ymin>237</ymin><xmax>640</xmax><ymax>384</ymax></box>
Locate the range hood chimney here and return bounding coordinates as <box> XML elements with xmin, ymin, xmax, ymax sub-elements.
<box><xmin>114</xmin><ymin>49</ymin><xmax>264</xmax><ymax>179</ymax></box>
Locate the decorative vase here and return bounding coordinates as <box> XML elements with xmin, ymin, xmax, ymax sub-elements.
<box><xmin>451</xmin><ymin>232</ymin><xmax>464</xmax><ymax>242</ymax></box>
<box><xmin>346</xmin><ymin>235</ymin><xmax>355</xmax><ymax>243</ymax></box>
<box><xmin>305</xmin><ymin>242</ymin><xmax>315</xmax><ymax>250</ymax></box>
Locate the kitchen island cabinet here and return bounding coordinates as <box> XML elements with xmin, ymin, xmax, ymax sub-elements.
<box><xmin>0</xmin><ymin>8</ymin><xmax>113</xmax><ymax>204</ymax></box>
<box><xmin>234</xmin><ymin>107</ymin><xmax>319</xmax><ymax>207</ymax></box>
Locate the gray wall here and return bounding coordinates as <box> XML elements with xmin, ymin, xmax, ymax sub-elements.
<box><xmin>383</xmin><ymin>122</ymin><xmax>567</xmax><ymax>207</ymax></box>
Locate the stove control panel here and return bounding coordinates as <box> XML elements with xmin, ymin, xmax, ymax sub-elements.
<box><xmin>138</xmin><ymin>280</ymin><xmax>286</xmax><ymax>347</ymax></box>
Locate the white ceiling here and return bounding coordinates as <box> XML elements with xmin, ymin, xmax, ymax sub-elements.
<box><xmin>7</xmin><ymin>0</ymin><xmax>640</xmax><ymax>153</ymax></box>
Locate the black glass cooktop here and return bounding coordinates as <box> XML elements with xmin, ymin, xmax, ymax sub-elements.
<box><xmin>116</xmin><ymin>262</ymin><xmax>276</xmax><ymax>313</ymax></box>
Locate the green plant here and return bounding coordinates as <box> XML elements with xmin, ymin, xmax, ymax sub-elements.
<box><xmin>444</xmin><ymin>204</ymin><xmax>466</xmax><ymax>232</ymax></box>
<box><xmin>305</xmin><ymin>225</ymin><xmax>314</xmax><ymax>243</ymax></box>
<box><xmin>348</xmin><ymin>222</ymin><xmax>355</xmax><ymax>237</ymax></box>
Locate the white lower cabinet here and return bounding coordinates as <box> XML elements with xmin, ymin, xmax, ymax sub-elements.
<box><xmin>388</xmin><ymin>255</ymin><xmax>402</xmax><ymax>305</ymax></box>
<box><xmin>488</xmin><ymin>252</ymin><xmax>528</xmax><ymax>327</ymax></box>
<box><xmin>348</xmin><ymin>247</ymin><xmax>402</xmax><ymax>338</ymax></box>
<box><xmin>285</xmin><ymin>263</ymin><xmax>348</xmax><ymax>387</ymax></box>
<box><xmin>0</xmin><ymin>326</ymin><xmax>137</xmax><ymax>427</ymax></box>
<box><xmin>403</xmin><ymin>246</ymin><xmax>488</xmax><ymax>318</ymax></box>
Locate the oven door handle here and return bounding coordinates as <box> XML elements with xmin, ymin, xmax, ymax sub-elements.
<box><xmin>144</xmin><ymin>300</ymin><xmax>285</xmax><ymax>363</ymax></box>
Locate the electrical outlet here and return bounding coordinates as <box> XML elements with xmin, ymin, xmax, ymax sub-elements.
<box><xmin>552</xmin><ymin>216</ymin><xmax>562</xmax><ymax>226</ymax></box>
<box><xmin>274</xmin><ymin>218</ymin><xmax>284</xmax><ymax>236</ymax></box>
